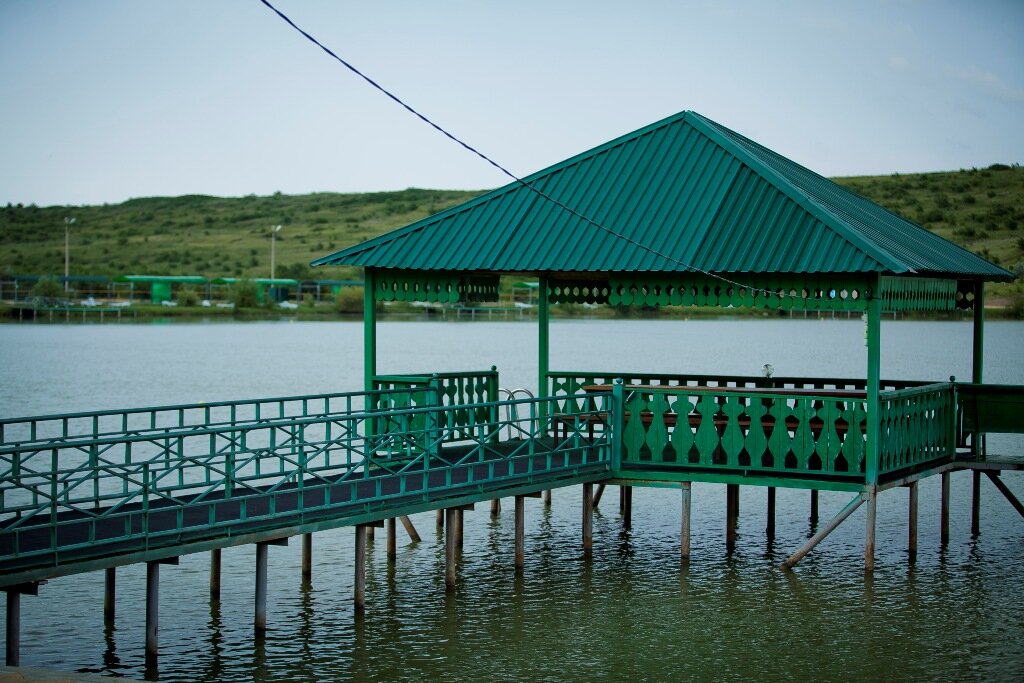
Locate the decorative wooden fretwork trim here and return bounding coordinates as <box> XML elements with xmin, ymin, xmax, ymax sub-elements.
<box><xmin>878</xmin><ymin>276</ymin><xmax>958</xmax><ymax>312</ymax></box>
<box><xmin>373</xmin><ymin>269</ymin><xmax>499</xmax><ymax>303</ymax></box>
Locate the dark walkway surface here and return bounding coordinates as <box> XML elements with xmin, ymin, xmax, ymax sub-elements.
<box><xmin>1</xmin><ymin>439</ymin><xmax>608</xmax><ymax>586</ymax></box>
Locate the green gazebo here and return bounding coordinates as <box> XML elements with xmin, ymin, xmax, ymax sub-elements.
<box><xmin>314</xmin><ymin>110</ymin><xmax>1016</xmax><ymax>568</ymax></box>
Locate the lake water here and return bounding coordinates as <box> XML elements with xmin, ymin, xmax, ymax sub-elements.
<box><xmin>1</xmin><ymin>319</ymin><xmax>1022</xmax><ymax>682</ymax></box>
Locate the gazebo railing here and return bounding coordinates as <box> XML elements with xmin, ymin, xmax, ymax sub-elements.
<box><xmin>611</xmin><ymin>385</ymin><xmax>868</xmax><ymax>481</ymax></box>
<box><xmin>548</xmin><ymin>371</ymin><xmax>926</xmax><ymax>417</ymax></box>
<box><xmin>373</xmin><ymin>368</ymin><xmax>500</xmax><ymax>445</ymax></box>
<box><xmin>878</xmin><ymin>383</ymin><xmax>957</xmax><ymax>476</ymax></box>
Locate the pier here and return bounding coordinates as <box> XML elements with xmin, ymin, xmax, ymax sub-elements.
<box><xmin>3</xmin><ymin>111</ymin><xmax>1022</xmax><ymax>668</ymax></box>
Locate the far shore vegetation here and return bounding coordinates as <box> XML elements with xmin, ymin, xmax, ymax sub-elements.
<box><xmin>2</xmin><ymin>164</ymin><xmax>1022</xmax><ymax>320</ymax></box>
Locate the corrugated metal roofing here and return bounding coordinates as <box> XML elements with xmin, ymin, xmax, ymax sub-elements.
<box><xmin>312</xmin><ymin>111</ymin><xmax>1013</xmax><ymax>281</ymax></box>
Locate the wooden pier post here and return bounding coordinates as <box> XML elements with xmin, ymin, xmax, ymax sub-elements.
<box><xmin>680</xmin><ymin>482</ymin><xmax>692</xmax><ymax>564</ymax></box>
<box><xmin>210</xmin><ymin>549</ymin><xmax>222</xmax><ymax>600</ymax></box>
<box><xmin>455</xmin><ymin>509</ymin><xmax>464</xmax><ymax>548</ymax></box>
<box><xmin>445</xmin><ymin>508</ymin><xmax>457</xmax><ymax>591</ymax></box>
<box><xmin>302</xmin><ymin>533</ymin><xmax>313</xmax><ymax>583</ymax></box>
<box><xmin>400</xmin><ymin>515</ymin><xmax>421</xmax><ymax>543</ymax></box>
<box><xmin>4</xmin><ymin>583</ymin><xmax>39</xmax><ymax>667</ymax></box>
<box><xmin>514</xmin><ymin>495</ymin><xmax>525</xmax><ymax>571</ymax></box>
<box><xmin>908</xmin><ymin>481</ymin><xmax>919</xmax><ymax>558</ymax></box>
<box><xmin>940</xmin><ymin>472</ymin><xmax>950</xmax><ymax>545</ymax></box>
<box><xmin>255</xmin><ymin>542</ymin><xmax>269</xmax><ymax>632</ymax></box>
<box><xmin>865</xmin><ymin>490</ymin><xmax>877</xmax><ymax>572</ymax></box>
<box><xmin>593</xmin><ymin>483</ymin><xmax>606</xmax><ymax>508</ymax></box>
<box><xmin>145</xmin><ymin>561</ymin><xmax>160</xmax><ymax>661</ymax></box>
<box><xmin>726</xmin><ymin>484</ymin><xmax>738</xmax><ymax>552</ymax></box>
<box><xmin>544</xmin><ymin>488</ymin><xmax>552</xmax><ymax>507</ymax></box>
<box><xmin>582</xmin><ymin>483</ymin><xmax>594</xmax><ymax>555</ymax></box>
<box><xmin>104</xmin><ymin>567</ymin><xmax>116</xmax><ymax>624</ymax></box>
<box><xmin>387</xmin><ymin>517</ymin><xmax>397</xmax><ymax>562</ymax></box>
<box><xmin>366</xmin><ymin>525</ymin><xmax>375</xmax><ymax>542</ymax></box>
<box><xmin>971</xmin><ymin>471</ymin><xmax>981</xmax><ymax>536</ymax></box>
<box><xmin>436</xmin><ymin>509</ymin><xmax>444</xmax><ymax>528</ymax></box>
<box><xmin>5</xmin><ymin>591</ymin><xmax>18</xmax><ymax>666</ymax></box>
<box><xmin>354</xmin><ymin>525</ymin><xmax>367</xmax><ymax>611</ymax></box>
<box><xmin>810</xmin><ymin>489</ymin><xmax>819</xmax><ymax>526</ymax></box>
<box><xmin>491</xmin><ymin>499</ymin><xmax>501</xmax><ymax>517</ymax></box>
<box><xmin>766</xmin><ymin>487</ymin><xmax>776</xmax><ymax>543</ymax></box>
<box><xmin>622</xmin><ymin>486</ymin><xmax>633</xmax><ymax>527</ymax></box>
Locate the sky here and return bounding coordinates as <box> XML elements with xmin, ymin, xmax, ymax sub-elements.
<box><xmin>1</xmin><ymin>0</ymin><xmax>1022</xmax><ymax>207</ymax></box>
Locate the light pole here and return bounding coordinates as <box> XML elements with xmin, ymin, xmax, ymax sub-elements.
<box><xmin>64</xmin><ymin>217</ymin><xmax>76</xmax><ymax>293</ymax></box>
<box><xmin>270</xmin><ymin>225</ymin><xmax>282</xmax><ymax>280</ymax></box>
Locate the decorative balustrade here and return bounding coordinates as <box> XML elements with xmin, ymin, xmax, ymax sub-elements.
<box><xmin>878</xmin><ymin>383</ymin><xmax>957</xmax><ymax>475</ymax></box>
<box><xmin>548</xmin><ymin>371</ymin><xmax>924</xmax><ymax>417</ymax></box>
<box><xmin>373</xmin><ymin>368</ymin><xmax>499</xmax><ymax>444</ymax></box>
<box><xmin>610</xmin><ymin>385</ymin><xmax>868</xmax><ymax>480</ymax></box>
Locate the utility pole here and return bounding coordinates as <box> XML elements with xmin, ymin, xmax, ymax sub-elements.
<box><xmin>270</xmin><ymin>225</ymin><xmax>282</xmax><ymax>279</ymax></box>
<box><xmin>64</xmin><ymin>217</ymin><xmax>76</xmax><ymax>292</ymax></box>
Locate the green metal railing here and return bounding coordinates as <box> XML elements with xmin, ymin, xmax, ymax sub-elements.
<box><xmin>878</xmin><ymin>383</ymin><xmax>957</xmax><ymax>474</ymax></box>
<box><xmin>0</xmin><ymin>389</ymin><xmax>425</xmax><ymax>449</ymax></box>
<box><xmin>0</xmin><ymin>391</ymin><xmax>611</xmax><ymax>578</ymax></box>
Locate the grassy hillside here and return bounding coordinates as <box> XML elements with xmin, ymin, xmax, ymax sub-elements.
<box><xmin>2</xmin><ymin>165</ymin><xmax>1021</xmax><ymax>304</ymax></box>
<box><xmin>0</xmin><ymin>189</ymin><xmax>482</xmax><ymax>283</ymax></box>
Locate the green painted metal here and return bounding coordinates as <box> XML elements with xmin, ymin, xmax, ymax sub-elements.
<box><xmin>606</xmin><ymin>473</ymin><xmax>866</xmax><ymax>493</ymax></box>
<box><xmin>0</xmin><ymin>391</ymin><xmax>613</xmax><ymax>586</ymax></box>
<box><xmin>866</xmin><ymin>293</ymin><xmax>881</xmax><ymax>485</ymax></box>
<box><xmin>973</xmin><ymin>281</ymin><xmax>985</xmax><ymax>384</ymax></box>
<box><xmin>312</xmin><ymin>111</ymin><xmax>1011</xmax><ymax>282</ymax></box>
<box><xmin>363</xmin><ymin>269</ymin><xmax>376</xmax><ymax>393</ymax></box>
<box><xmin>538</xmin><ymin>275</ymin><xmax>550</xmax><ymax>417</ymax></box>
<box><xmin>0</xmin><ymin>390</ymin><xmax>394</xmax><ymax>448</ymax></box>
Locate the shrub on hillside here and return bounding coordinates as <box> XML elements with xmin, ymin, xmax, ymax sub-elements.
<box><xmin>334</xmin><ymin>287</ymin><xmax>363</xmax><ymax>314</ymax></box>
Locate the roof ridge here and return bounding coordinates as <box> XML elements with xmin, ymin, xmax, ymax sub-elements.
<box><xmin>685</xmin><ymin>112</ymin><xmax>911</xmax><ymax>274</ymax></box>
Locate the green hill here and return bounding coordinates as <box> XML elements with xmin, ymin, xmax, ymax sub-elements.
<box><xmin>2</xmin><ymin>165</ymin><xmax>1022</xmax><ymax>305</ymax></box>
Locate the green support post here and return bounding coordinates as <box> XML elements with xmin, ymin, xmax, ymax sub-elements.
<box><xmin>538</xmin><ymin>275</ymin><xmax>549</xmax><ymax>413</ymax></box>
<box><xmin>865</xmin><ymin>286</ymin><xmax>881</xmax><ymax>572</ymax></box>
<box><xmin>972</xmin><ymin>281</ymin><xmax>984</xmax><ymax>385</ymax></box>
<box><xmin>865</xmin><ymin>292</ymin><xmax>881</xmax><ymax>487</ymax></box>
<box><xmin>363</xmin><ymin>269</ymin><xmax>377</xmax><ymax>393</ymax></box>
<box><xmin>611</xmin><ymin>379</ymin><xmax>624</xmax><ymax>472</ymax></box>
<box><xmin>972</xmin><ymin>281</ymin><xmax>984</xmax><ymax>456</ymax></box>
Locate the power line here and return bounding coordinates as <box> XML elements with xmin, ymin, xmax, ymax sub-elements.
<box><xmin>259</xmin><ymin>0</ymin><xmax>780</xmax><ymax>297</ymax></box>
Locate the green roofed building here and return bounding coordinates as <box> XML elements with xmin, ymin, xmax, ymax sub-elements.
<box><xmin>116</xmin><ymin>275</ymin><xmax>208</xmax><ymax>303</ymax></box>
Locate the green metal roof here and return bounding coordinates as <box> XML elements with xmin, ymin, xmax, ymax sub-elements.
<box><xmin>313</xmin><ymin>111</ymin><xmax>1012</xmax><ymax>281</ymax></box>
<box><xmin>116</xmin><ymin>275</ymin><xmax>208</xmax><ymax>284</ymax></box>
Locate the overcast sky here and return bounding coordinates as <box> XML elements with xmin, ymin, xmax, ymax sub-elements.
<box><xmin>1</xmin><ymin>0</ymin><xmax>1022</xmax><ymax>207</ymax></box>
